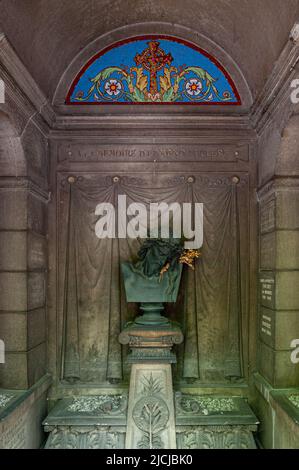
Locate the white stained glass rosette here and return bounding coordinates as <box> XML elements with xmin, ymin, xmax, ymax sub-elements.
<box><xmin>104</xmin><ymin>79</ymin><xmax>123</xmax><ymax>97</ymax></box>
<box><xmin>185</xmin><ymin>78</ymin><xmax>203</xmax><ymax>96</ymax></box>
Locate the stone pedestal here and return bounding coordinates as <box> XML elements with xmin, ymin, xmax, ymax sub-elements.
<box><xmin>125</xmin><ymin>363</ymin><xmax>176</xmax><ymax>449</ymax></box>
<box><xmin>119</xmin><ymin>317</ymin><xmax>183</xmax><ymax>449</ymax></box>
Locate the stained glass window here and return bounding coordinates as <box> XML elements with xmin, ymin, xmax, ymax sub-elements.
<box><xmin>66</xmin><ymin>36</ymin><xmax>241</xmax><ymax>105</ymax></box>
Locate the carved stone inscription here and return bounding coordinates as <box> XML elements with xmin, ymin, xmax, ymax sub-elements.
<box><xmin>259</xmin><ymin>272</ymin><xmax>275</xmax><ymax>309</ymax></box>
<box><xmin>260</xmin><ymin>308</ymin><xmax>273</xmax><ymax>341</ymax></box>
<box><xmin>58</xmin><ymin>144</ymin><xmax>248</xmax><ymax>163</ymax></box>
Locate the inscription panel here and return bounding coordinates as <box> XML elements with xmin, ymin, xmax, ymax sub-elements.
<box><xmin>58</xmin><ymin>143</ymin><xmax>248</xmax><ymax>163</ymax></box>
<box><xmin>259</xmin><ymin>272</ymin><xmax>276</xmax><ymax>309</ymax></box>
<box><xmin>259</xmin><ymin>307</ymin><xmax>275</xmax><ymax>348</ymax></box>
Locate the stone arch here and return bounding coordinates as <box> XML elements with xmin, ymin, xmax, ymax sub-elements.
<box><xmin>53</xmin><ymin>22</ymin><xmax>252</xmax><ymax>112</ymax></box>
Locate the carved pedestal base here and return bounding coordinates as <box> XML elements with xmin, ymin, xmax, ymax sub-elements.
<box><xmin>125</xmin><ymin>363</ymin><xmax>177</xmax><ymax>449</ymax></box>
<box><xmin>119</xmin><ymin>317</ymin><xmax>183</xmax><ymax>449</ymax></box>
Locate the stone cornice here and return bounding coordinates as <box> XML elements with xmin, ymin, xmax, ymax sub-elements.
<box><xmin>50</xmin><ymin>114</ymin><xmax>256</xmax><ymax>141</ymax></box>
<box><xmin>0</xmin><ymin>34</ymin><xmax>55</xmax><ymax>134</ymax></box>
<box><xmin>250</xmin><ymin>29</ymin><xmax>299</xmax><ymax>136</ymax></box>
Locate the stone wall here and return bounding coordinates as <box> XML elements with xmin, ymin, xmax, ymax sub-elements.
<box><xmin>0</xmin><ymin>48</ymin><xmax>51</xmax><ymax>445</ymax></box>
<box><xmin>254</xmin><ymin>112</ymin><xmax>299</xmax><ymax>448</ymax></box>
<box><xmin>0</xmin><ymin>115</ymin><xmax>48</xmax><ymax>389</ymax></box>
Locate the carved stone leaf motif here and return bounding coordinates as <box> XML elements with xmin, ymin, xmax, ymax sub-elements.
<box><xmin>106</xmin><ymin>432</ymin><xmax>119</xmax><ymax>449</ymax></box>
<box><xmin>48</xmin><ymin>428</ymin><xmax>79</xmax><ymax>449</ymax></box>
<box><xmin>182</xmin><ymin>432</ymin><xmax>197</xmax><ymax>449</ymax></box>
<box><xmin>179</xmin><ymin>426</ymin><xmax>255</xmax><ymax>449</ymax></box>
<box><xmin>46</xmin><ymin>427</ymin><xmax>124</xmax><ymax>449</ymax></box>
<box><xmin>133</xmin><ymin>373</ymin><xmax>170</xmax><ymax>449</ymax></box>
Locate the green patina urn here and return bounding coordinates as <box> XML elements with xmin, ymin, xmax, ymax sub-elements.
<box><xmin>121</xmin><ymin>238</ymin><xmax>183</xmax><ymax>326</ymax></box>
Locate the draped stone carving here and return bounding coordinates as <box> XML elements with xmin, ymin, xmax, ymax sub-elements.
<box><xmin>57</xmin><ymin>173</ymin><xmax>248</xmax><ymax>384</ymax></box>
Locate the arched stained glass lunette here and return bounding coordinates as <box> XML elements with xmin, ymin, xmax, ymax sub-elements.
<box><xmin>66</xmin><ymin>35</ymin><xmax>241</xmax><ymax>105</ymax></box>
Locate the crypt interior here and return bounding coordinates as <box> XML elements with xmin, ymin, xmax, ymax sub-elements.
<box><xmin>0</xmin><ymin>0</ymin><xmax>299</xmax><ymax>449</ymax></box>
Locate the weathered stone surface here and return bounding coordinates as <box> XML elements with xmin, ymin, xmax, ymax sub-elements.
<box><xmin>0</xmin><ymin>309</ymin><xmax>45</xmax><ymax>353</ymax></box>
<box><xmin>260</xmin><ymin>231</ymin><xmax>299</xmax><ymax>270</ymax></box>
<box><xmin>28</xmin><ymin>272</ymin><xmax>45</xmax><ymax>310</ymax></box>
<box><xmin>27</xmin><ymin>342</ymin><xmax>46</xmax><ymax>387</ymax></box>
<box><xmin>0</xmin><ymin>272</ymin><xmax>27</xmax><ymax>311</ymax></box>
<box><xmin>0</xmin><ymin>312</ymin><xmax>27</xmax><ymax>351</ymax></box>
<box><xmin>276</xmin><ymin>231</ymin><xmax>299</xmax><ymax>270</ymax></box>
<box><xmin>259</xmin><ymin>308</ymin><xmax>299</xmax><ymax>350</ymax></box>
<box><xmin>0</xmin><ymin>342</ymin><xmax>46</xmax><ymax>389</ymax></box>
<box><xmin>272</xmin><ymin>398</ymin><xmax>299</xmax><ymax>448</ymax></box>
<box><xmin>28</xmin><ymin>233</ymin><xmax>47</xmax><ymax>270</ymax></box>
<box><xmin>0</xmin><ymin>351</ymin><xmax>29</xmax><ymax>388</ymax></box>
<box><xmin>0</xmin><ymin>231</ymin><xmax>47</xmax><ymax>271</ymax></box>
<box><xmin>0</xmin><ymin>190</ymin><xmax>28</xmax><ymax>230</ymax></box>
<box><xmin>258</xmin><ymin>341</ymin><xmax>299</xmax><ymax>388</ymax></box>
<box><xmin>27</xmin><ymin>308</ymin><xmax>46</xmax><ymax>350</ymax></box>
<box><xmin>252</xmin><ymin>386</ymin><xmax>274</xmax><ymax>450</ymax></box>
<box><xmin>260</xmin><ymin>197</ymin><xmax>276</xmax><ymax>234</ymax></box>
<box><xmin>0</xmin><ymin>137</ymin><xmax>26</xmax><ymax>177</ymax></box>
<box><xmin>0</xmin><ymin>272</ymin><xmax>45</xmax><ymax>312</ymax></box>
<box><xmin>0</xmin><ymin>190</ymin><xmax>47</xmax><ymax>234</ymax></box>
<box><xmin>253</xmin><ymin>374</ymin><xmax>299</xmax><ymax>449</ymax></box>
<box><xmin>276</xmin><ymin>191</ymin><xmax>299</xmax><ymax>230</ymax></box>
<box><xmin>260</xmin><ymin>232</ymin><xmax>276</xmax><ymax>270</ymax></box>
<box><xmin>21</xmin><ymin>122</ymin><xmax>48</xmax><ymax>179</ymax></box>
<box><xmin>276</xmin><ymin>116</ymin><xmax>299</xmax><ymax>176</ymax></box>
<box><xmin>276</xmin><ymin>271</ymin><xmax>299</xmax><ymax>310</ymax></box>
<box><xmin>0</xmin><ymin>231</ymin><xmax>27</xmax><ymax>271</ymax></box>
<box><xmin>0</xmin><ymin>375</ymin><xmax>51</xmax><ymax>448</ymax></box>
<box><xmin>27</xmin><ymin>194</ymin><xmax>47</xmax><ymax>235</ymax></box>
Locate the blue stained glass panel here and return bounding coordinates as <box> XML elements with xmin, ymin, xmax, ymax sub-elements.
<box><xmin>66</xmin><ymin>36</ymin><xmax>241</xmax><ymax>105</ymax></box>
